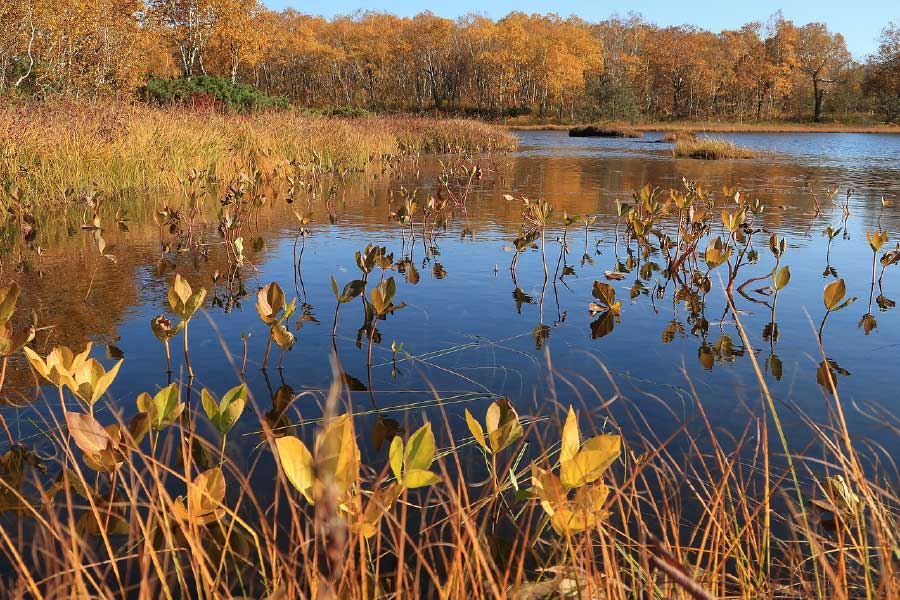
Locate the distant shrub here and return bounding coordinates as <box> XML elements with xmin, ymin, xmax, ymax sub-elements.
<box><xmin>138</xmin><ymin>76</ymin><xmax>288</xmax><ymax>112</ymax></box>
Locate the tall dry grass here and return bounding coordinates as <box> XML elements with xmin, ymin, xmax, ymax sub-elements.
<box><xmin>0</xmin><ymin>102</ymin><xmax>516</xmax><ymax>206</ymax></box>
<box><xmin>0</xmin><ymin>334</ymin><xmax>897</xmax><ymax>599</ymax></box>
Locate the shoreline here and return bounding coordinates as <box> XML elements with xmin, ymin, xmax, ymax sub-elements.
<box><xmin>506</xmin><ymin>121</ymin><xmax>900</xmax><ymax>134</ymax></box>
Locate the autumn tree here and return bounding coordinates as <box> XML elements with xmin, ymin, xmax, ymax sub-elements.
<box><xmin>796</xmin><ymin>23</ymin><xmax>851</xmax><ymax>121</ymax></box>
<box><xmin>149</xmin><ymin>0</ymin><xmax>220</xmax><ymax>77</ymax></box>
<box><xmin>865</xmin><ymin>22</ymin><xmax>900</xmax><ymax>120</ymax></box>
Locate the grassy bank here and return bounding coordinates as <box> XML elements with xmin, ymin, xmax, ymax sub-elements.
<box><xmin>508</xmin><ymin>120</ymin><xmax>900</xmax><ymax>134</ymax></box>
<box><xmin>0</xmin><ymin>103</ymin><xmax>516</xmax><ymax>206</ymax></box>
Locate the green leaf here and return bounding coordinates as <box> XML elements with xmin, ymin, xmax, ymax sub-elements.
<box><xmin>340</xmin><ymin>280</ymin><xmax>367</xmax><ymax>303</ymax></box>
<box><xmin>774</xmin><ymin>265</ymin><xmax>791</xmax><ymax>291</ymax></box>
<box><xmin>201</xmin><ymin>384</ymin><xmax>247</xmax><ymax>435</ymax></box>
<box><xmin>330</xmin><ymin>275</ymin><xmax>340</xmax><ymax>301</ymax></box>
<box><xmin>404</xmin><ymin>422</ymin><xmax>435</xmax><ymax>472</ymax></box>
<box><xmin>137</xmin><ymin>383</ymin><xmax>183</xmax><ymax>430</ymax></box>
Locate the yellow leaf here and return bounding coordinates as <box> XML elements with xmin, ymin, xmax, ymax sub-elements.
<box><xmin>560</xmin><ymin>435</ymin><xmax>620</xmax><ymax>490</ymax></box>
<box><xmin>389</xmin><ymin>435</ymin><xmax>404</xmax><ymax>481</ymax></box>
<box><xmin>275</xmin><ymin>435</ymin><xmax>314</xmax><ymax>504</ymax></box>
<box><xmin>465</xmin><ymin>409</ymin><xmax>488</xmax><ymax>453</ymax></box>
<box><xmin>403</xmin><ymin>469</ymin><xmax>440</xmax><ymax>489</ymax></box>
<box><xmin>560</xmin><ymin>406</ymin><xmax>580</xmax><ymax>463</ymax></box>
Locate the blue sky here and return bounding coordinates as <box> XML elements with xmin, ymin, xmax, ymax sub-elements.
<box><xmin>263</xmin><ymin>1</ymin><xmax>896</xmax><ymax>59</ymax></box>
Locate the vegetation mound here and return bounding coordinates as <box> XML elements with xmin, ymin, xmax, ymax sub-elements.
<box><xmin>661</xmin><ymin>130</ymin><xmax>698</xmax><ymax>142</ymax></box>
<box><xmin>569</xmin><ymin>124</ymin><xmax>643</xmax><ymax>138</ymax></box>
<box><xmin>674</xmin><ymin>137</ymin><xmax>755</xmax><ymax>159</ymax></box>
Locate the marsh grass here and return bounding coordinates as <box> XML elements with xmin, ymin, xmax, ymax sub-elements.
<box><xmin>662</xmin><ymin>130</ymin><xmax>698</xmax><ymax>143</ymax></box>
<box><xmin>674</xmin><ymin>138</ymin><xmax>756</xmax><ymax>160</ymax></box>
<box><xmin>0</xmin><ymin>103</ymin><xmax>516</xmax><ymax>207</ymax></box>
<box><xmin>568</xmin><ymin>124</ymin><xmax>643</xmax><ymax>138</ymax></box>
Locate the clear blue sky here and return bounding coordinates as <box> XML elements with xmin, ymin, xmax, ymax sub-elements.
<box><xmin>264</xmin><ymin>1</ymin><xmax>897</xmax><ymax>59</ymax></box>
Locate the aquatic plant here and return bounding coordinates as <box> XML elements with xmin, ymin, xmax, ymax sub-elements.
<box><xmin>256</xmin><ymin>282</ymin><xmax>297</xmax><ymax>370</ymax></box>
<box><xmin>167</xmin><ymin>274</ymin><xmax>207</xmax><ymax>378</ymax></box>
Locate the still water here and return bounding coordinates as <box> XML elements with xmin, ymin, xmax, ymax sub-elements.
<box><xmin>5</xmin><ymin>130</ymin><xmax>900</xmax><ymax>468</ymax></box>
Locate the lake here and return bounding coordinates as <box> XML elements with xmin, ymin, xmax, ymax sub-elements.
<box><xmin>5</xmin><ymin>129</ymin><xmax>900</xmax><ymax>472</ymax></box>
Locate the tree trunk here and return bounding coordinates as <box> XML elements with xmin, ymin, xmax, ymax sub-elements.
<box><xmin>813</xmin><ymin>78</ymin><xmax>823</xmax><ymax>122</ymax></box>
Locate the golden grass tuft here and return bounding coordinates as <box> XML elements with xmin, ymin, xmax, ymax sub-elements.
<box><xmin>674</xmin><ymin>137</ymin><xmax>756</xmax><ymax>159</ymax></box>
<box><xmin>0</xmin><ymin>102</ymin><xmax>517</xmax><ymax>205</ymax></box>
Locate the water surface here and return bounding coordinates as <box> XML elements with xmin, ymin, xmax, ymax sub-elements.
<box><xmin>5</xmin><ymin>130</ymin><xmax>900</xmax><ymax>467</ymax></box>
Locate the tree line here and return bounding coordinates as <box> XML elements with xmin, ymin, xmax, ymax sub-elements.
<box><xmin>1</xmin><ymin>2</ymin><xmax>899</xmax><ymax>122</ymax></box>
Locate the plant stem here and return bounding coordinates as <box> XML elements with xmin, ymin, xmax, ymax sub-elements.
<box><xmin>183</xmin><ymin>321</ymin><xmax>193</xmax><ymax>378</ymax></box>
<box><xmin>262</xmin><ymin>330</ymin><xmax>273</xmax><ymax>370</ymax></box>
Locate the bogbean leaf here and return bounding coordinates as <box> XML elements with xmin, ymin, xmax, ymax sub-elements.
<box><xmin>464</xmin><ymin>409</ymin><xmax>488</xmax><ymax>453</ymax></box>
<box><xmin>173</xmin><ymin>467</ymin><xmax>226</xmax><ymax>525</ymax></box>
<box><xmin>275</xmin><ymin>435</ymin><xmax>314</xmax><ymax>504</ymax></box>
<box><xmin>136</xmin><ymin>383</ymin><xmax>184</xmax><ymax>430</ymax></box>
<box><xmin>823</xmin><ymin>279</ymin><xmax>855</xmax><ymax>311</ymax></box>
<box><xmin>774</xmin><ymin>265</ymin><xmax>791</xmax><ymax>291</ymax></box>
<box><xmin>201</xmin><ymin>384</ymin><xmax>247</xmax><ymax>435</ymax></box>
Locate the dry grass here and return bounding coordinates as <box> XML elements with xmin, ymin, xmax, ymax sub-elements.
<box><xmin>0</xmin><ymin>102</ymin><xmax>516</xmax><ymax>206</ymax></box>
<box><xmin>0</xmin><ymin>342</ymin><xmax>896</xmax><ymax>598</ymax></box>
<box><xmin>674</xmin><ymin>137</ymin><xmax>756</xmax><ymax>159</ymax></box>
<box><xmin>568</xmin><ymin>124</ymin><xmax>643</xmax><ymax>138</ymax></box>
